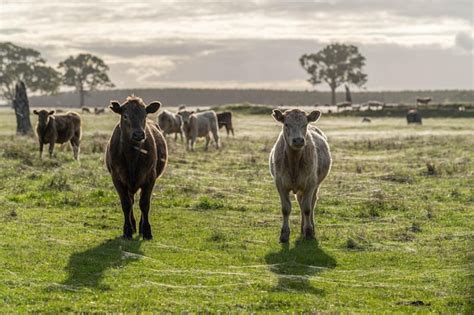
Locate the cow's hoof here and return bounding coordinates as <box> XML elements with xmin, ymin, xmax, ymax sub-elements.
<box><xmin>122</xmin><ymin>234</ymin><xmax>133</xmax><ymax>240</ymax></box>
<box><xmin>142</xmin><ymin>233</ymin><xmax>153</xmax><ymax>241</ymax></box>
<box><xmin>279</xmin><ymin>229</ymin><xmax>290</xmax><ymax>243</ymax></box>
<box><xmin>304</xmin><ymin>227</ymin><xmax>315</xmax><ymax>239</ymax></box>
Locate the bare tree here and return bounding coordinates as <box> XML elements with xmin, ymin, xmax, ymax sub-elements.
<box><xmin>13</xmin><ymin>81</ymin><xmax>33</xmax><ymax>135</ymax></box>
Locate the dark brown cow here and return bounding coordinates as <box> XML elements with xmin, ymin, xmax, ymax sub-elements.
<box><xmin>105</xmin><ymin>96</ymin><xmax>168</xmax><ymax>240</ymax></box>
<box><xmin>216</xmin><ymin>112</ymin><xmax>234</xmax><ymax>136</ymax></box>
<box><xmin>416</xmin><ymin>97</ymin><xmax>432</xmax><ymax>105</ymax></box>
<box><xmin>33</xmin><ymin>109</ymin><xmax>81</xmax><ymax>160</ymax></box>
<box><xmin>407</xmin><ymin>109</ymin><xmax>422</xmax><ymax>124</ymax></box>
<box><xmin>81</xmin><ymin>107</ymin><xmax>91</xmax><ymax>114</ymax></box>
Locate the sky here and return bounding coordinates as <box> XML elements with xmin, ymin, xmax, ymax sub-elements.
<box><xmin>0</xmin><ymin>0</ymin><xmax>473</xmax><ymax>91</ymax></box>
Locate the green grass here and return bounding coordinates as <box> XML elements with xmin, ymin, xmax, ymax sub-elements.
<box><xmin>0</xmin><ymin>108</ymin><xmax>472</xmax><ymax>313</ymax></box>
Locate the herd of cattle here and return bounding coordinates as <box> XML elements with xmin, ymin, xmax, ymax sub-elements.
<box><xmin>334</xmin><ymin>97</ymin><xmax>432</xmax><ymax>113</ymax></box>
<box><xmin>30</xmin><ymin>95</ymin><xmax>425</xmax><ymax>241</ymax></box>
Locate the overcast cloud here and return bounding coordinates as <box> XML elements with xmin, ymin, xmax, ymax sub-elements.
<box><xmin>0</xmin><ymin>0</ymin><xmax>472</xmax><ymax>90</ymax></box>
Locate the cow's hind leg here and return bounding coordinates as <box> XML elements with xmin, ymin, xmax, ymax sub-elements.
<box><xmin>139</xmin><ymin>181</ymin><xmax>155</xmax><ymax>240</ymax></box>
<box><xmin>48</xmin><ymin>142</ymin><xmax>55</xmax><ymax>158</ymax></box>
<box><xmin>70</xmin><ymin>136</ymin><xmax>80</xmax><ymax>160</ymax></box>
<box><xmin>212</xmin><ymin>129</ymin><xmax>220</xmax><ymax>149</ymax></box>
<box><xmin>277</xmin><ymin>185</ymin><xmax>292</xmax><ymax>243</ymax></box>
<box><xmin>309</xmin><ymin>188</ymin><xmax>319</xmax><ymax>236</ymax></box>
<box><xmin>205</xmin><ymin>134</ymin><xmax>210</xmax><ymax>151</ymax></box>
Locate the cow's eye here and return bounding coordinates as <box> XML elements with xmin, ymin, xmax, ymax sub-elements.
<box><xmin>123</xmin><ymin>114</ymin><xmax>129</xmax><ymax>120</ymax></box>
<box><xmin>284</xmin><ymin>123</ymin><xmax>288</xmax><ymax>127</ymax></box>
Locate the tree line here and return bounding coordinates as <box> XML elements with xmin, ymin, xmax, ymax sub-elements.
<box><xmin>0</xmin><ymin>42</ymin><xmax>114</xmax><ymax>107</ymax></box>
<box><xmin>29</xmin><ymin>88</ymin><xmax>473</xmax><ymax>108</ymax></box>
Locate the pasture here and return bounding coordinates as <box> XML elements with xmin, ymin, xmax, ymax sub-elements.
<box><xmin>0</xmin><ymin>107</ymin><xmax>472</xmax><ymax>313</ymax></box>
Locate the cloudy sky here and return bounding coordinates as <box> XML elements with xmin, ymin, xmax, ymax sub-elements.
<box><xmin>1</xmin><ymin>0</ymin><xmax>473</xmax><ymax>91</ymax></box>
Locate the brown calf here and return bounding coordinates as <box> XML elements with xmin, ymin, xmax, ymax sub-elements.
<box><xmin>33</xmin><ymin>109</ymin><xmax>81</xmax><ymax>160</ymax></box>
<box><xmin>217</xmin><ymin>112</ymin><xmax>234</xmax><ymax>136</ymax></box>
<box><xmin>81</xmin><ymin>107</ymin><xmax>91</xmax><ymax>114</ymax></box>
<box><xmin>105</xmin><ymin>96</ymin><xmax>168</xmax><ymax>240</ymax></box>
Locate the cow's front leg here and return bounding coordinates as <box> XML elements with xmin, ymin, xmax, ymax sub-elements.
<box><xmin>139</xmin><ymin>181</ymin><xmax>155</xmax><ymax>240</ymax></box>
<box><xmin>277</xmin><ymin>184</ymin><xmax>291</xmax><ymax>243</ymax></box>
<box><xmin>39</xmin><ymin>142</ymin><xmax>44</xmax><ymax>159</ymax></box>
<box><xmin>113</xmin><ymin>178</ymin><xmax>134</xmax><ymax>239</ymax></box>
<box><xmin>297</xmin><ymin>189</ymin><xmax>316</xmax><ymax>239</ymax></box>
<box><xmin>191</xmin><ymin>134</ymin><xmax>196</xmax><ymax>151</ymax></box>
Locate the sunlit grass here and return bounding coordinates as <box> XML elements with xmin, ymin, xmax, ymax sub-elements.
<box><xmin>0</xmin><ymin>108</ymin><xmax>472</xmax><ymax>312</ymax></box>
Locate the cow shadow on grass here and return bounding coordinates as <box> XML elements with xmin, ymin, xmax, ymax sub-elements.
<box><xmin>61</xmin><ymin>237</ymin><xmax>143</xmax><ymax>290</ymax></box>
<box><xmin>264</xmin><ymin>237</ymin><xmax>336</xmax><ymax>295</ymax></box>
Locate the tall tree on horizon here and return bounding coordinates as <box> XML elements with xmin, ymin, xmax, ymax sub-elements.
<box><xmin>58</xmin><ymin>53</ymin><xmax>114</xmax><ymax>107</ymax></box>
<box><xmin>300</xmin><ymin>43</ymin><xmax>367</xmax><ymax>105</ymax></box>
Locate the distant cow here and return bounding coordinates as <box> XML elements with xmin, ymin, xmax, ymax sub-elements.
<box><xmin>33</xmin><ymin>109</ymin><xmax>81</xmax><ymax>160</ymax></box>
<box><xmin>416</xmin><ymin>97</ymin><xmax>432</xmax><ymax>105</ymax></box>
<box><xmin>216</xmin><ymin>112</ymin><xmax>234</xmax><ymax>136</ymax></box>
<box><xmin>367</xmin><ymin>101</ymin><xmax>385</xmax><ymax>111</ymax></box>
<box><xmin>106</xmin><ymin>95</ymin><xmax>168</xmax><ymax>240</ymax></box>
<box><xmin>94</xmin><ymin>107</ymin><xmax>105</xmax><ymax>115</ymax></box>
<box><xmin>336</xmin><ymin>101</ymin><xmax>352</xmax><ymax>112</ymax></box>
<box><xmin>178</xmin><ymin>104</ymin><xmax>186</xmax><ymax>111</ymax></box>
<box><xmin>269</xmin><ymin>109</ymin><xmax>332</xmax><ymax>242</ymax></box>
<box><xmin>81</xmin><ymin>107</ymin><xmax>91</xmax><ymax>114</ymax></box>
<box><xmin>361</xmin><ymin>117</ymin><xmax>371</xmax><ymax>123</ymax></box>
<box><xmin>407</xmin><ymin>109</ymin><xmax>422</xmax><ymax>124</ymax></box>
<box><xmin>178</xmin><ymin>110</ymin><xmax>220</xmax><ymax>151</ymax></box>
<box><xmin>157</xmin><ymin>110</ymin><xmax>183</xmax><ymax>141</ymax></box>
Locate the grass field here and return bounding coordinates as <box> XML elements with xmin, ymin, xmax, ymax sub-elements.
<box><xmin>0</xmin><ymin>107</ymin><xmax>472</xmax><ymax>313</ymax></box>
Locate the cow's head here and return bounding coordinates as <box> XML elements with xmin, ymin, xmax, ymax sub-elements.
<box><xmin>110</xmin><ymin>95</ymin><xmax>161</xmax><ymax>143</ymax></box>
<box><xmin>177</xmin><ymin>110</ymin><xmax>195</xmax><ymax>125</ymax></box>
<box><xmin>272</xmin><ymin>109</ymin><xmax>321</xmax><ymax>150</ymax></box>
<box><xmin>33</xmin><ymin>109</ymin><xmax>55</xmax><ymax>128</ymax></box>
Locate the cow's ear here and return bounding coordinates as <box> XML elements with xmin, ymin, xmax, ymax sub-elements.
<box><xmin>190</xmin><ymin>111</ymin><xmax>195</xmax><ymax>115</ymax></box>
<box><xmin>33</xmin><ymin>110</ymin><xmax>39</xmax><ymax>115</ymax></box>
<box><xmin>109</xmin><ymin>101</ymin><xmax>122</xmax><ymax>114</ymax></box>
<box><xmin>272</xmin><ymin>109</ymin><xmax>285</xmax><ymax>123</ymax></box>
<box><xmin>48</xmin><ymin>110</ymin><xmax>55</xmax><ymax>115</ymax></box>
<box><xmin>146</xmin><ymin>101</ymin><xmax>161</xmax><ymax>114</ymax></box>
<box><xmin>307</xmin><ymin>110</ymin><xmax>321</xmax><ymax>123</ymax></box>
